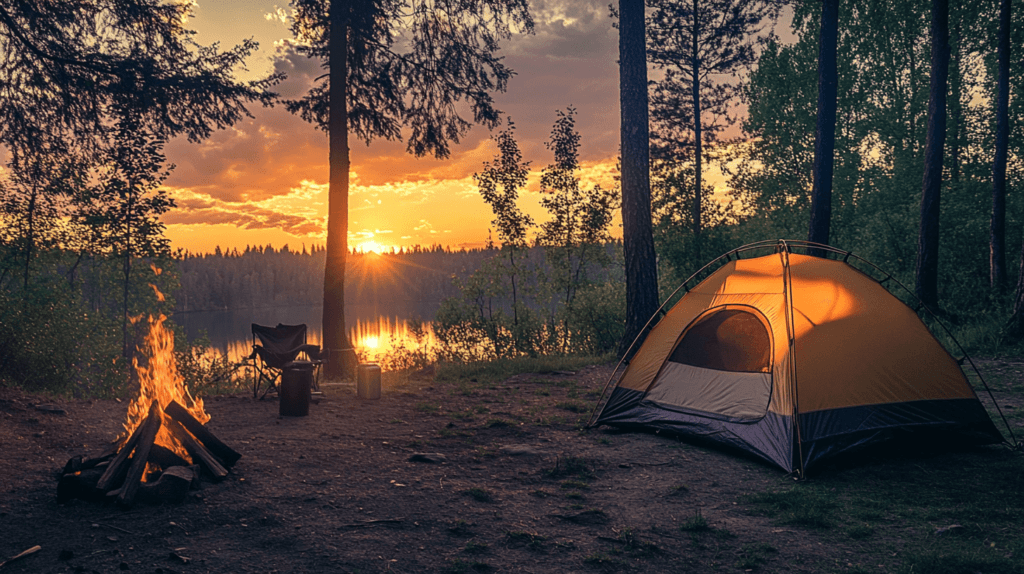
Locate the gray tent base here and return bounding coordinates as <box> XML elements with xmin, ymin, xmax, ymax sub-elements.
<box><xmin>597</xmin><ymin>387</ymin><xmax>1003</xmax><ymax>473</ymax></box>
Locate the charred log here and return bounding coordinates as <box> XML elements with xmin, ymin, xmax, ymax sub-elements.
<box><xmin>165</xmin><ymin>400</ymin><xmax>241</xmax><ymax>467</ymax></box>
<box><xmin>148</xmin><ymin>444</ymin><xmax>190</xmax><ymax>470</ymax></box>
<box><xmin>137</xmin><ymin>466</ymin><xmax>195</xmax><ymax>504</ymax></box>
<box><xmin>96</xmin><ymin>400</ymin><xmax>159</xmax><ymax>493</ymax></box>
<box><xmin>167</xmin><ymin>419</ymin><xmax>228</xmax><ymax>481</ymax></box>
<box><xmin>116</xmin><ymin>401</ymin><xmax>163</xmax><ymax>508</ymax></box>
<box><xmin>57</xmin><ymin>468</ymin><xmax>106</xmax><ymax>503</ymax></box>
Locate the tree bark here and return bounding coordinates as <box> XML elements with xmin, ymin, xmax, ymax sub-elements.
<box><xmin>990</xmin><ymin>0</ymin><xmax>1011</xmax><ymax>290</ymax></box>
<box><xmin>948</xmin><ymin>17</ymin><xmax>962</xmax><ymax>184</ymax></box>
<box><xmin>617</xmin><ymin>0</ymin><xmax>660</xmax><ymax>358</ymax></box>
<box><xmin>691</xmin><ymin>0</ymin><xmax>703</xmax><ymax>263</ymax></box>
<box><xmin>323</xmin><ymin>2</ymin><xmax>355</xmax><ymax>379</ymax></box>
<box><xmin>915</xmin><ymin>0</ymin><xmax>949</xmax><ymax>309</ymax></box>
<box><xmin>807</xmin><ymin>0</ymin><xmax>839</xmax><ymax>253</ymax></box>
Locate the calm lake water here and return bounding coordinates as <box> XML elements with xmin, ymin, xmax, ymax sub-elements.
<box><xmin>172</xmin><ymin>302</ymin><xmax>439</xmax><ymax>364</ymax></box>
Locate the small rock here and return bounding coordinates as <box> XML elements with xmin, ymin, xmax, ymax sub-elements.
<box><xmin>408</xmin><ymin>453</ymin><xmax>447</xmax><ymax>464</ymax></box>
<box><xmin>935</xmin><ymin>524</ymin><xmax>964</xmax><ymax>535</ymax></box>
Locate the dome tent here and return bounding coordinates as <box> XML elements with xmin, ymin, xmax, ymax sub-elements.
<box><xmin>588</xmin><ymin>240</ymin><xmax>1014</xmax><ymax>476</ymax></box>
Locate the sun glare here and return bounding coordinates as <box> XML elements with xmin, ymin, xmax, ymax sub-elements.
<box><xmin>357</xmin><ymin>240</ymin><xmax>388</xmax><ymax>254</ymax></box>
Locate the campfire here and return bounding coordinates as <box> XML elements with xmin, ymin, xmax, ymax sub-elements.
<box><xmin>58</xmin><ymin>309</ymin><xmax>240</xmax><ymax>508</ymax></box>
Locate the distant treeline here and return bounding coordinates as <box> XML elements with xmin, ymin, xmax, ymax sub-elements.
<box><xmin>174</xmin><ymin>243</ymin><xmax>571</xmax><ymax>313</ymax></box>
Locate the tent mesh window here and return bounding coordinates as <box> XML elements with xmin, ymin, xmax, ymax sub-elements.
<box><xmin>645</xmin><ymin>307</ymin><xmax>773</xmax><ymax>420</ymax></box>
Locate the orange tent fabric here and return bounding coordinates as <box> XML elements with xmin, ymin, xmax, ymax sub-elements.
<box><xmin>593</xmin><ymin>243</ymin><xmax>1004</xmax><ymax>474</ymax></box>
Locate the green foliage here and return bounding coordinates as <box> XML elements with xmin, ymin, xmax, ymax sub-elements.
<box><xmin>442</xmin><ymin>113</ymin><xmax>622</xmax><ymax>362</ymax></box>
<box><xmin>0</xmin><ymin>1</ymin><xmax>275</xmax><ymax>161</ymax></box>
<box><xmin>537</xmin><ymin>108</ymin><xmax>618</xmax><ymax>349</ymax></box>
<box><xmin>0</xmin><ymin>285</ymin><xmax>128</xmax><ymax>396</ymax></box>
<box><xmin>174</xmin><ymin>333</ymin><xmax>246</xmax><ymax>396</ymax></box>
<box><xmin>721</xmin><ymin>0</ymin><xmax>1024</xmax><ymax>351</ymax></box>
<box><xmin>287</xmin><ymin>0</ymin><xmax>532</xmax><ymax>159</ymax></box>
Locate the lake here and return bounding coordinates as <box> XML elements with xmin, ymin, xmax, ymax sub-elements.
<box><xmin>172</xmin><ymin>302</ymin><xmax>439</xmax><ymax>365</ymax></box>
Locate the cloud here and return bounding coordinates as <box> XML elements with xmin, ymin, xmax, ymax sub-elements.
<box><xmin>163</xmin><ymin>0</ymin><xmax>626</xmax><ymax>253</ymax></box>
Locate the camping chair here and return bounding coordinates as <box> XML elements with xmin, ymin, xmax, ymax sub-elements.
<box><xmin>248</xmin><ymin>323</ymin><xmax>323</xmax><ymax>398</ymax></box>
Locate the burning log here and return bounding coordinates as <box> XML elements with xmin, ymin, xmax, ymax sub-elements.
<box><xmin>167</xmin><ymin>419</ymin><xmax>229</xmax><ymax>481</ymax></box>
<box><xmin>165</xmin><ymin>400</ymin><xmax>241</xmax><ymax>467</ymax></box>
<box><xmin>116</xmin><ymin>401</ymin><xmax>163</xmax><ymax>508</ymax></box>
<box><xmin>57</xmin><ymin>306</ymin><xmax>242</xmax><ymax>506</ymax></box>
<box><xmin>96</xmin><ymin>401</ymin><xmax>161</xmax><ymax>493</ymax></box>
<box><xmin>148</xmin><ymin>444</ymin><xmax>190</xmax><ymax>470</ymax></box>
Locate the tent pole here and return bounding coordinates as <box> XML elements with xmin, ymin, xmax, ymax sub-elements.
<box><xmin>779</xmin><ymin>242</ymin><xmax>807</xmax><ymax>478</ymax></box>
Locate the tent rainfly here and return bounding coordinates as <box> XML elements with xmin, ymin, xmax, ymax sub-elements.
<box><xmin>589</xmin><ymin>241</ymin><xmax>1014</xmax><ymax>476</ymax></box>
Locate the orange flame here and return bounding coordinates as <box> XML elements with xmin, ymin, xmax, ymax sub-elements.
<box><xmin>121</xmin><ymin>283</ymin><xmax>209</xmax><ymax>471</ymax></box>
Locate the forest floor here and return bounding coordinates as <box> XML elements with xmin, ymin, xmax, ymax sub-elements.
<box><xmin>1</xmin><ymin>359</ymin><xmax>1023</xmax><ymax>574</ymax></box>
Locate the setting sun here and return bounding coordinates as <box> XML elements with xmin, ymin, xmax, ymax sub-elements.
<box><xmin>356</xmin><ymin>240</ymin><xmax>389</xmax><ymax>254</ymax></box>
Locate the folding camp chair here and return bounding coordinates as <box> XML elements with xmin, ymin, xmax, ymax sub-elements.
<box><xmin>248</xmin><ymin>323</ymin><xmax>323</xmax><ymax>398</ymax></box>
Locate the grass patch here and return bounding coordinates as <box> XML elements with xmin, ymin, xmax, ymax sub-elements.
<box><xmin>894</xmin><ymin>551</ymin><xmax>1020</xmax><ymax>574</ymax></box>
<box><xmin>462</xmin><ymin>541</ymin><xmax>489</xmax><ymax>555</ymax></box>
<box><xmin>533</xmin><ymin>389</ymin><xmax>551</xmax><ymax>396</ymax></box>
<box><xmin>560</xmin><ymin>480</ymin><xmax>589</xmax><ymax>490</ymax></box>
<box><xmin>617</xmin><ymin>527</ymin><xmax>659</xmax><ymax>555</ymax></box>
<box><xmin>564</xmin><ymin>490</ymin><xmax>584</xmax><ymax>500</ymax></box>
<box><xmin>555</xmin><ymin>400</ymin><xmax>588</xmax><ymax>413</ymax></box>
<box><xmin>678</xmin><ymin>510</ymin><xmax>733</xmax><ymax>540</ymax></box>
<box><xmin>463</xmin><ymin>487</ymin><xmax>494</xmax><ymax>503</ymax></box>
<box><xmin>484</xmin><ymin>418</ymin><xmax>513</xmax><ymax>428</ymax></box>
<box><xmin>545</xmin><ymin>455</ymin><xmax>594</xmax><ymax>479</ymax></box>
<box><xmin>506</xmin><ymin>530</ymin><xmax>547</xmax><ymax>551</ymax></box>
<box><xmin>448</xmin><ymin>520</ymin><xmax>474</xmax><ymax>536</ymax></box>
<box><xmin>744</xmin><ymin>488</ymin><xmax>836</xmax><ymax>529</ymax></box>
<box><xmin>846</xmin><ymin>524</ymin><xmax>874</xmax><ymax>540</ymax></box>
<box><xmin>416</xmin><ymin>401</ymin><xmax>441</xmax><ymax>413</ymax></box>
<box><xmin>435</xmin><ymin>355</ymin><xmax>612</xmax><ymax>385</ymax></box>
<box><xmin>443</xmin><ymin>558</ymin><xmax>492</xmax><ymax>573</ymax></box>
<box><xmin>678</xmin><ymin>510</ymin><xmax>711</xmax><ymax>533</ymax></box>
<box><xmin>669</xmin><ymin>484</ymin><xmax>690</xmax><ymax>496</ymax></box>
<box><xmin>736</xmin><ymin>542</ymin><xmax>776</xmax><ymax>569</ymax></box>
<box><xmin>582</xmin><ymin>552</ymin><xmax>621</xmax><ymax>567</ymax></box>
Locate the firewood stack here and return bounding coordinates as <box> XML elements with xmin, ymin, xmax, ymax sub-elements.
<box><xmin>57</xmin><ymin>400</ymin><xmax>241</xmax><ymax>508</ymax></box>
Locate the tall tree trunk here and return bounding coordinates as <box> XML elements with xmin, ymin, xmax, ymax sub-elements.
<box><xmin>123</xmin><ymin>190</ymin><xmax>133</xmax><ymax>359</ymax></box>
<box><xmin>990</xmin><ymin>0</ymin><xmax>1011</xmax><ymax>290</ymax></box>
<box><xmin>1011</xmin><ymin>243</ymin><xmax>1024</xmax><ymax>335</ymax></box>
<box><xmin>807</xmin><ymin>0</ymin><xmax>839</xmax><ymax>252</ymax></box>
<box><xmin>323</xmin><ymin>3</ymin><xmax>354</xmax><ymax>379</ymax></box>
<box><xmin>948</xmin><ymin>17</ymin><xmax>962</xmax><ymax>183</ymax></box>
<box><xmin>23</xmin><ymin>186</ymin><xmax>36</xmax><ymax>289</ymax></box>
<box><xmin>915</xmin><ymin>0</ymin><xmax>949</xmax><ymax>309</ymax></box>
<box><xmin>691</xmin><ymin>0</ymin><xmax>702</xmax><ymax>264</ymax></box>
<box><xmin>617</xmin><ymin>0</ymin><xmax>659</xmax><ymax>358</ymax></box>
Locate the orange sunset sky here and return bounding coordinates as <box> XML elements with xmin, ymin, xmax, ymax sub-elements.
<box><xmin>163</xmin><ymin>0</ymin><xmax>748</xmax><ymax>255</ymax></box>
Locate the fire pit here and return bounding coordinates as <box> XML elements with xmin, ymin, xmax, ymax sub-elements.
<box><xmin>57</xmin><ymin>313</ymin><xmax>240</xmax><ymax>508</ymax></box>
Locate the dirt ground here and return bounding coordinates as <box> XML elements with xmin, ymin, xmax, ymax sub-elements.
<box><xmin>1</xmin><ymin>361</ymin><xmax>1021</xmax><ymax>574</ymax></box>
